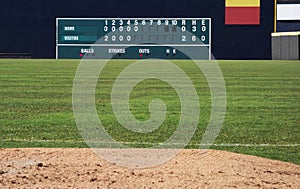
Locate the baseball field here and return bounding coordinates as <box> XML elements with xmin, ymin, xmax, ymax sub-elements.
<box><xmin>0</xmin><ymin>59</ymin><xmax>299</xmax><ymax>188</ymax></box>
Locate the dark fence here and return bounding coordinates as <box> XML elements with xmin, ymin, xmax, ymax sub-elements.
<box><xmin>0</xmin><ymin>0</ymin><xmax>274</xmax><ymax>59</ymax></box>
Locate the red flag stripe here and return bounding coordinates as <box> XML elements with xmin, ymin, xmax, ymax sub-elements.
<box><xmin>225</xmin><ymin>7</ymin><xmax>260</xmax><ymax>25</ymax></box>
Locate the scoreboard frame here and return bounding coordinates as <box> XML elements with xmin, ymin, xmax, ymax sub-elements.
<box><xmin>56</xmin><ymin>18</ymin><xmax>212</xmax><ymax>60</ymax></box>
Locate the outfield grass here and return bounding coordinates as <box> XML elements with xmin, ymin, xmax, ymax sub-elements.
<box><xmin>0</xmin><ymin>59</ymin><xmax>299</xmax><ymax>164</ymax></box>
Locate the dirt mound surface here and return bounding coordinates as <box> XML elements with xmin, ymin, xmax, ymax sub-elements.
<box><xmin>0</xmin><ymin>148</ymin><xmax>299</xmax><ymax>188</ymax></box>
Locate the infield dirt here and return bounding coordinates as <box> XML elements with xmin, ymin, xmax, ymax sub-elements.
<box><xmin>0</xmin><ymin>148</ymin><xmax>299</xmax><ymax>188</ymax></box>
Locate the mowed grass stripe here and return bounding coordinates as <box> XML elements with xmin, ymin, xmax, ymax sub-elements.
<box><xmin>0</xmin><ymin>59</ymin><xmax>299</xmax><ymax>164</ymax></box>
<box><xmin>216</xmin><ymin>60</ymin><xmax>299</xmax><ymax>157</ymax></box>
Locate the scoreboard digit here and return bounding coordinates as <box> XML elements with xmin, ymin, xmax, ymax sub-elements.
<box><xmin>56</xmin><ymin>18</ymin><xmax>211</xmax><ymax>59</ymax></box>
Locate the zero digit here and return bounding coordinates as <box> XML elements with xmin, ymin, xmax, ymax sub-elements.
<box><xmin>201</xmin><ymin>35</ymin><xmax>206</xmax><ymax>42</ymax></box>
<box><xmin>104</xmin><ymin>26</ymin><xmax>109</xmax><ymax>32</ymax></box>
<box><xmin>134</xmin><ymin>26</ymin><xmax>139</xmax><ymax>32</ymax></box>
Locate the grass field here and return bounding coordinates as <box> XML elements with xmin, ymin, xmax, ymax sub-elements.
<box><xmin>0</xmin><ymin>59</ymin><xmax>299</xmax><ymax>164</ymax></box>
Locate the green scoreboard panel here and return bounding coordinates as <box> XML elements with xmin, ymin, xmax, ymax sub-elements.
<box><xmin>56</xmin><ymin>18</ymin><xmax>211</xmax><ymax>59</ymax></box>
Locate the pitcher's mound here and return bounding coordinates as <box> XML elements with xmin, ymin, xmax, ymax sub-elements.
<box><xmin>0</xmin><ymin>148</ymin><xmax>299</xmax><ymax>188</ymax></box>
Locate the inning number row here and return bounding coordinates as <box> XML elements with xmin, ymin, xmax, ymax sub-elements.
<box><xmin>103</xmin><ymin>19</ymin><xmax>208</xmax><ymax>33</ymax></box>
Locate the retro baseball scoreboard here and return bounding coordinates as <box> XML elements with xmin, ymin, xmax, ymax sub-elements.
<box><xmin>56</xmin><ymin>18</ymin><xmax>211</xmax><ymax>59</ymax></box>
